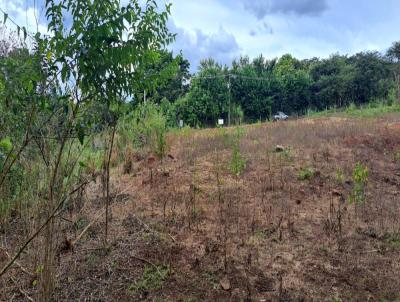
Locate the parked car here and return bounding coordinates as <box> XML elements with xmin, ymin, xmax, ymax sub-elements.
<box><xmin>273</xmin><ymin>112</ymin><xmax>289</xmax><ymax>121</ymax></box>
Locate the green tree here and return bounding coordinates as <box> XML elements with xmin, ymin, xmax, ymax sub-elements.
<box><xmin>231</xmin><ymin>56</ymin><xmax>274</xmax><ymax>121</ymax></box>
<box><xmin>0</xmin><ymin>1</ymin><xmax>174</xmax><ymax>299</ymax></box>
<box><xmin>274</xmin><ymin>54</ymin><xmax>312</xmax><ymax>114</ymax></box>
<box><xmin>181</xmin><ymin>58</ymin><xmax>229</xmax><ymax>126</ymax></box>
<box><xmin>387</xmin><ymin>41</ymin><xmax>400</xmax><ymax>101</ymax></box>
<box><xmin>149</xmin><ymin>50</ymin><xmax>191</xmax><ymax>104</ymax></box>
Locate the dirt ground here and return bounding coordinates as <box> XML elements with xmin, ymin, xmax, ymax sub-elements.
<box><xmin>2</xmin><ymin>115</ymin><xmax>400</xmax><ymax>301</ymax></box>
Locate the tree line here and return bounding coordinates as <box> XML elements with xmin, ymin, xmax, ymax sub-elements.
<box><xmin>150</xmin><ymin>42</ymin><xmax>400</xmax><ymax>127</ymax></box>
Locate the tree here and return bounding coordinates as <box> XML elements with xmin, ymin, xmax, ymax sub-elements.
<box><xmin>274</xmin><ymin>54</ymin><xmax>312</xmax><ymax>114</ymax></box>
<box><xmin>149</xmin><ymin>50</ymin><xmax>191</xmax><ymax>104</ymax></box>
<box><xmin>387</xmin><ymin>41</ymin><xmax>400</xmax><ymax>101</ymax></box>
<box><xmin>230</xmin><ymin>56</ymin><xmax>273</xmax><ymax>121</ymax></box>
<box><xmin>310</xmin><ymin>55</ymin><xmax>355</xmax><ymax>109</ymax></box>
<box><xmin>0</xmin><ymin>1</ymin><xmax>174</xmax><ymax>300</ymax></box>
<box><xmin>349</xmin><ymin>52</ymin><xmax>391</xmax><ymax>104</ymax></box>
<box><xmin>180</xmin><ymin>59</ymin><xmax>229</xmax><ymax>126</ymax></box>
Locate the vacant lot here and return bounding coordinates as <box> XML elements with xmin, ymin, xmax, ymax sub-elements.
<box><xmin>2</xmin><ymin>114</ymin><xmax>400</xmax><ymax>301</ymax></box>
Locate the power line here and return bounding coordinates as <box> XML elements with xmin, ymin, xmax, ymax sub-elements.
<box><xmin>0</xmin><ymin>7</ymin><xmax>37</xmax><ymax>41</ymax></box>
<box><xmin>195</xmin><ymin>73</ymin><xmax>271</xmax><ymax>81</ymax></box>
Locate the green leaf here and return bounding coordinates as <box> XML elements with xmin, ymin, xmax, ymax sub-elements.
<box><xmin>0</xmin><ymin>137</ymin><xmax>13</xmax><ymax>153</ymax></box>
<box><xmin>76</xmin><ymin>125</ymin><xmax>85</xmax><ymax>145</ymax></box>
<box><xmin>22</xmin><ymin>27</ymin><xmax>27</xmax><ymax>40</ymax></box>
<box><xmin>78</xmin><ymin>161</ymin><xmax>87</xmax><ymax>168</ymax></box>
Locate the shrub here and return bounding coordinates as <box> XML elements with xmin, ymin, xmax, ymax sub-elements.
<box><xmin>149</xmin><ymin>112</ymin><xmax>168</xmax><ymax>158</ymax></box>
<box><xmin>349</xmin><ymin>163</ymin><xmax>369</xmax><ymax>204</ymax></box>
<box><xmin>118</xmin><ymin>102</ymin><xmax>168</xmax><ymax>158</ymax></box>
<box><xmin>229</xmin><ymin>127</ymin><xmax>246</xmax><ymax>176</ymax></box>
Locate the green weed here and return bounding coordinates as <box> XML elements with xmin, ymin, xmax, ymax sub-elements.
<box><xmin>230</xmin><ymin>145</ymin><xmax>246</xmax><ymax>177</ymax></box>
<box><xmin>129</xmin><ymin>265</ymin><xmax>170</xmax><ymax>294</ymax></box>
<box><xmin>349</xmin><ymin>163</ymin><xmax>369</xmax><ymax>204</ymax></box>
<box><xmin>394</xmin><ymin>149</ymin><xmax>400</xmax><ymax>163</ymax></box>
<box><xmin>386</xmin><ymin>233</ymin><xmax>400</xmax><ymax>249</ymax></box>
<box><xmin>331</xmin><ymin>296</ymin><xmax>342</xmax><ymax>302</ymax></box>
<box><xmin>229</xmin><ymin>127</ymin><xmax>246</xmax><ymax>176</ymax></box>
<box><xmin>298</xmin><ymin>167</ymin><xmax>315</xmax><ymax>181</ymax></box>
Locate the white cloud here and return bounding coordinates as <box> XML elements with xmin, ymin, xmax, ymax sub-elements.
<box><xmin>242</xmin><ymin>0</ymin><xmax>328</xmax><ymax>19</ymax></box>
<box><xmin>0</xmin><ymin>0</ymin><xmax>47</xmax><ymax>36</ymax></box>
<box><xmin>2</xmin><ymin>0</ymin><xmax>400</xmax><ymax>72</ymax></box>
<box><xmin>169</xmin><ymin>20</ymin><xmax>240</xmax><ymax>72</ymax></box>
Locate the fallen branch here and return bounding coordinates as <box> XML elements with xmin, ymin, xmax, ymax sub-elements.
<box><xmin>72</xmin><ymin>207</ymin><xmax>106</xmax><ymax>247</ymax></box>
<box><xmin>131</xmin><ymin>254</ymin><xmax>158</xmax><ymax>269</ymax></box>
<box><xmin>0</xmin><ymin>248</ymin><xmax>34</xmax><ymax>277</ymax></box>
<box><xmin>132</xmin><ymin>214</ymin><xmax>176</xmax><ymax>243</ymax></box>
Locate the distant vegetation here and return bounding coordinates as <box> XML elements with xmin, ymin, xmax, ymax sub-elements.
<box><xmin>146</xmin><ymin>41</ymin><xmax>400</xmax><ymax>127</ymax></box>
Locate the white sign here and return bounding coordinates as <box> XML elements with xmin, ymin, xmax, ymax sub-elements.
<box><xmin>218</xmin><ymin>119</ymin><xmax>224</xmax><ymax>126</ymax></box>
<box><xmin>179</xmin><ymin>120</ymin><xmax>184</xmax><ymax>128</ymax></box>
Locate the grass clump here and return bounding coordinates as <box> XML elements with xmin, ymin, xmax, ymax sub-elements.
<box><xmin>298</xmin><ymin>167</ymin><xmax>315</xmax><ymax>181</ymax></box>
<box><xmin>129</xmin><ymin>265</ymin><xmax>170</xmax><ymax>294</ymax></box>
<box><xmin>385</xmin><ymin>233</ymin><xmax>400</xmax><ymax>249</ymax></box>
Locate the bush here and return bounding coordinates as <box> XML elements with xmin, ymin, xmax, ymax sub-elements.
<box><xmin>118</xmin><ymin>102</ymin><xmax>168</xmax><ymax>158</ymax></box>
<box><xmin>349</xmin><ymin>163</ymin><xmax>369</xmax><ymax>204</ymax></box>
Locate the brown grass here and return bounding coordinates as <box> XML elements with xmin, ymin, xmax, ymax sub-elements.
<box><xmin>1</xmin><ymin>115</ymin><xmax>400</xmax><ymax>301</ymax></box>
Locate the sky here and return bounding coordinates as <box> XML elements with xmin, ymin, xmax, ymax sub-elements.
<box><xmin>1</xmin><ymin>0</ymin><xmax>400</xmax><ymax>72</ymax></box>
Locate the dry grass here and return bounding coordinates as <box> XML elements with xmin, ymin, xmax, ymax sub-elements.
<box><xmin>2</xmin><ymin>115</ymin><xmax>400</xmax><ymax>301</ymax></box>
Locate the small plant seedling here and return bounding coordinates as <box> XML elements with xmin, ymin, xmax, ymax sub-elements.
<box><xmin>202</xmin><ymin>271</ymin><xmax>219</xmax><ymax>289</ymax></box>
<box><xmin>386</xmin><ymin>232</ymin><xmax>400</xmax><ymax>249</ymax></box>
<box><xmin>395</xmin><ymin>149</ymin><xmax>400</xmax><ymax>163</ymax></box>
<box><xmin>349</xmin><ymin>163</ymin><xmax>369</xmax><ymax>204</ymax></box>
<box><xmin>230</xmin><ymin>144</ymin><xmax>246</xmax><ymax>177</ymax></box>
<box><xmin>277</xmin><ymin>146</ymin><xmax>293</xmax><ymax>163</ymax></box>
<box><xmin>331</xmin><ymin>296</ymin><xmax>342</xmax><ymax>302</ymax></box>
<box><xmin>298</xmin><ymin>167</ymin><xmax>315</xmax><ymax>181</ymax></box>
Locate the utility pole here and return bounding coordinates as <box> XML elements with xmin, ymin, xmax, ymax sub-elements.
<box><xmin>227</xmin><ymin>74</ymin><xmax>231</xmax><ymax>127</ymax></box>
